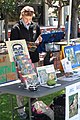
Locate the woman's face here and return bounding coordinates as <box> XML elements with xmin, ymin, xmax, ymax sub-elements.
<box><xmin>22</xmin><ymin>15</ymin><xmax>32</xmax><ymax>24</ymax></box>
<box><xmin>22</xmin><ymin>11</ymin><xmax>34</xmax><ymax>24</ymax></box>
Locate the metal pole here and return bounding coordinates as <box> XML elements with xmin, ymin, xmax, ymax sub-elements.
<box><xmin>1</xmin><ymin>20</ymin><xmax>2</xmax><ymax>41</ymax></box>
<box><xmin>29</xmin><ymin>98</ymin><xmax>32</xmax><ymax>120</ymax></box>
<box><xmin>67</xmin><ymin>0</ymin><xmax>72</xmax><ymax>45</ymax></box>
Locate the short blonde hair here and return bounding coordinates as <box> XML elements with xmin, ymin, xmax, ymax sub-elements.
<box><xmin>20</xmin><ymin>6</ymin><xmax>34</xmax><ymax>19</ymax></box>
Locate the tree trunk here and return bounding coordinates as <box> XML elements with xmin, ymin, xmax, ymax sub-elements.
<box><xmin>4</xmin><ymin>14</ymin><xmax>8</xmax><ymax>41</ymax></box>
<box><xmin>71</xmin><ymin>0</ymin><xmax>78</xmax><ymax>38</ymax></box>
<box><xmin>58</xmin><ymin>1</ymin><xmax>62</xmax><ymax>28</ymax></box>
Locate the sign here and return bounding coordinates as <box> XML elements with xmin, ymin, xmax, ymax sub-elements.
<box><xmin>65</xmin><ymin>82</ymin><xmax>80</xmax><ymax>120</ymax></box>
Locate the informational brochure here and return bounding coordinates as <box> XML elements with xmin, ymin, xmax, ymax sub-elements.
<box><xmin>65</xmin><ymin>82</ymin><xmax>80</xmax><ymax>120</ymax></box>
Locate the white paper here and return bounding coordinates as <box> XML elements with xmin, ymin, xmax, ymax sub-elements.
<box><xmin>61</xmin><ymin>58</ymin><xmax>73</xmax><ymax>73</ymax></box>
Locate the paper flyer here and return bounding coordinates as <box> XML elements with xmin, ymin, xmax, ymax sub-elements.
<box><xmin>65</xmin><ymin>82</ymin><xmax>80</xmax><ymax>120</ymax></box>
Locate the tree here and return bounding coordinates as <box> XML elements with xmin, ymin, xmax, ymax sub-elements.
<box><xmin>0</xmin><ymin>0</ymin><xmax>80</xmax><ymax>40</ymax></box>
<box><xmin>0</xmin><ymin>0</ymin><xmax>18</xmax><ymax>40</ymax></box>
<box><xmin>45</xmin><ymin>0</ymin><xmax>80</xmax><ymax>38</ymax></box>
<box><xmin>45</xmin><ymin>0</ymin><xmax>69</xmax><ymax>28</ymax></box>
<box><xmin>0</xmin><ymin>0</ymin><xmax>41</xmax><ymax>40</ymax></box>
<box><xmin>0</xmin><ymin>0</ymin><xmax>28</xmax><ymax>40</ymax></box>
<box><xmin>71</xmin><ymin>0</ymin><xmax>80</xmax><ymax>38</ymax></box>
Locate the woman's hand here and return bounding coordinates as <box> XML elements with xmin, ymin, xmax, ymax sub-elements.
<box><xmin>35</xmin><ymin>35</ymin><xmax>42</xmax><ymax>45</ymax></box>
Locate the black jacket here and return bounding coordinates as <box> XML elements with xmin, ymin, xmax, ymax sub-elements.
<box><xmin>10</xmin><ymin>20</ymin><xmax>41</xmax><ymax>63</ymax></box>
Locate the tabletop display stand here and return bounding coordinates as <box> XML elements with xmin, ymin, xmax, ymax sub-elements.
<box><xmin>6</xmin><ymin>40</ymin><xmax>40</xmax><ymax>89</ymax></box>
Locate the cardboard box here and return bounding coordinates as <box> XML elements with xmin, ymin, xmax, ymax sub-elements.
<box><xmin>0</xmin><ymin>54</ymin><xmax>17</xmax><ymax>84</ymax></box>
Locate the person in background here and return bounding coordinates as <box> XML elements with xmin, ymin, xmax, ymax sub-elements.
<box><xmin>43</xmin><ymin>51</ymin><xmax>54</xmax><ymax>66</ymax></box>
<box><xmin>10</xmin><ymin>6</ymin><xmax>42</xmax><ymax>119</ymax></box>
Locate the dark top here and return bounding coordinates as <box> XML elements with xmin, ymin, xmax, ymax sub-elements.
<box><xmin>10</xmin><ymin>20</ymin><xmax>41</xmax><ymax>63</ymax></box>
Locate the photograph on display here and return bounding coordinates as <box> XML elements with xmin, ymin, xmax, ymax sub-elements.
<box><xmin>37</xmin><ymin>69</ymin><xmax>49</xmax><ymax>84</ymax></box>
<box><xmin>69</xmin><ymin>93</ymin><xmax>78</xmax><ymax>118</ymax></box>
<box><xmin>75</xmin><ymin>51</ymin><xmax>80</xmax><ymax>65</ymax></box>
<box><xmin>6</xmin><ymin>39</ymin><xmax>30</xmax><ymax>62</ymax></box>
<box><xmin>64</xmin><ymin>44</ymin><xmax>80</xmax><ymax>68</ymax></box>
<box><xmin>64</xmin><ymin>46</ymin><xmax>77</xmax><ymax>66</ymax></box>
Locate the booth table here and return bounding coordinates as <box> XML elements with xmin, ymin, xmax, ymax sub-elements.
<box><xmin>0</xmin><ymin>78</ymin><xmax>80</xmax><ymax>120</ymax></box>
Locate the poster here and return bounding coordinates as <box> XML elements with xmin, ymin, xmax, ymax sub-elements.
<box><xmin>64</xmin><ymin>44</ymin><xmax>80</xmax><ymax>68</ymax></box>
<box><xmin>65</xmin><ymin>82</ymin><xmax>80</xmax><ymax>120</ymax></box>
<box><xmin>6</xmin><ymin>39</ymin><xmax>30</xmax><ymax>62</ymax></box>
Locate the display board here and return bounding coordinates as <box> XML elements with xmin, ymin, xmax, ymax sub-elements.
<box><xmin>65</xmin><ymin>82</ymin><xmax>80</xmax><ymax>120</ymax></box>
<box><xmin>63</xmin><ymin>44</ymin><xmax>80</xmax><ymax>69</ymax></box>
